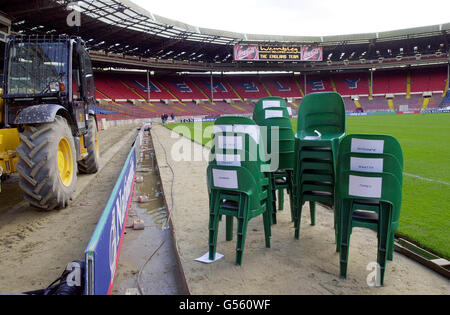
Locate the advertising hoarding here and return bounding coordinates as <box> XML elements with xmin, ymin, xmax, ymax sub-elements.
<box><xmin>84</xmin><ymin>148</ymin><xmax>136</xmax><ymax>295</ymax></box>
<box><xmin>300</xmin><ymin>46</ymin><xmax>323</xmax><ymax>61</ymax></box>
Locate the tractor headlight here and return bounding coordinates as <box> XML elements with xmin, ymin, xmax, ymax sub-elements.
<box><xmin>49</xmin><ymin>81</ymin><xmax>60</xmax><ymax>92</ymax></box>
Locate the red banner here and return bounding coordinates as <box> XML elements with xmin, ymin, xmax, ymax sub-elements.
<box><xmin>233</xmin><ymin>45</ymin><xmax>259</xmax><ymax>61</ymax></box>
<box><xmin>301</xmin><ymin>46</ymin><xmax>323</xmax><ymax>61</ymax></box>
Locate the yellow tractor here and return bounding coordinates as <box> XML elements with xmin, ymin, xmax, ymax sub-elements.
<box><xmin>0</xmin><ymin>87</ymin><xmax>20</xmax><ymax>184</ymax></box>
<box><xmin>0</xmin><ymin>35</ymin><xmax>100</xmax><ymax>210</ymax></box>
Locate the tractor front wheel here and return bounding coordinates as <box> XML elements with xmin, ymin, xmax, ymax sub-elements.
<box><xmin>78</xmin><ymin>115</ymin><xmax>100</xmax><ymax>174</ymax></box>
<box><xmin>17</xmin><ymin>116</ymin><xmax>77</xmax><ymax>210</ymax></box>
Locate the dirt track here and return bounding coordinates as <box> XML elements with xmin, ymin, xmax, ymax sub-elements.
<box><xmin>151</xmin><ymin>124</ymin><xmax>449</xmax><ymax>295</ymax></box>
<box><xmin>0</xmin><ymin>124</ymin><xmax>139</xmax><ymax>293</ymax></box>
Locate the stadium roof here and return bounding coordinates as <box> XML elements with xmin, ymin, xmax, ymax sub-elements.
<box><xmin>1</xmin><ymin>0</ymin><xmax>449</xmax><ymax>72</ymax></box>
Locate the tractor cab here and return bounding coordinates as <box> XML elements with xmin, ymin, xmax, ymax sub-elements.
<box><xmin>2</xmin><ymin>35</ymin><xmax>95</xmax><ymax>134</ymax></box>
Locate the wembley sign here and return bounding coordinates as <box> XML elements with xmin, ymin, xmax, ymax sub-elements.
<box><xmin>234</xmin><ymin>44</ymin><xmax>322</xmax><ymax>62</ymax></box>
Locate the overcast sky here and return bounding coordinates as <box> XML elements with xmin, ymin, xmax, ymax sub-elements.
<box><xmin>131</xmin><ymin>0</ymin><xmax>450</xmax><ymax>36</ymax></box>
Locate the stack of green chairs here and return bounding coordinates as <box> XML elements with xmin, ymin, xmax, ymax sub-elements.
<box><xmin>293</xmin><ymin>92</ymin><xmax>346</xmax><ymax>241</ymax></box>
<box><xmin>207</xmin><ymin>116</ymin><xmax>273</xmax><ymax>265</ymax></box>
<box><xmin>253</xmin><ymin>97</ymin><xmax>295</xmax><ymax>224</ymax></box>
<box><xmin>336</xmin><ymin>134</ymin><xmax>403</xmax><ymax>285</ymax></box>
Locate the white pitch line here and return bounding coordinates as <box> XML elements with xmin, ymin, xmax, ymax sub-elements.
<box><xmin>403</xmin><ymin>172</ymin><xmax>450</xmax><ymax>186</ymax></box>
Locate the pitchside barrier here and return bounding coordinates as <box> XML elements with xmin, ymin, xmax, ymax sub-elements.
<box><xmin>84</xmin><ymin>122</ymin><xmax>152</xmax><ymax>295</ymax></box>
<box><xmin>422</xmin><ymin>108</ymin><xmax>450</xmax><ymax>113</ymax></box>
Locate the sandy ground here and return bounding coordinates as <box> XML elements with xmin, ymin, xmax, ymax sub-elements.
<box><xmin>151</xmin><ymin>124</ymin><xmax>449</xmax><ymax>295</ymax></box>
<box><xmin>0</xmin><ymin>123</ymin><xmax>140</xmax><ymax>293</ymax></box>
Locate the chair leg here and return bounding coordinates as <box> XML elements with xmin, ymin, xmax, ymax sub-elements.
<box><xmin>387</xmin><ymin>231</ymin><xmax>395</xmax><ymax>261</ymax></box>
<box><xmin>265</xmin><ymin>178</ymin><xmax>274</xmax><ymax>230</ymax></box>
<box><xmin>339</xmin><ymin>199</ymin><xmax>352</xmax><ymax>279</ymax></box>
<box><xmin>377</xmin><ymin>205</ymin><xmax>392</xmax><ymax>286</ymax></box>
<box><xmin>208</xmin><ymin>194</ymin><xmax>221</xmax><ymax>261</ymax></box>
<box><xmin>271</xmin><ymin>187</ymin><xmax>277</xmax><ymax>225</ymax></box>
<box><xmin>334</xmin><ymin>202</ymin><xmax>341</xmax><ymax>253</ymax></box>
<box><xmin>294</xmin><ymin>198</ymin><xmax>304</xmax><ymax>240</ymax></box>
<box><xmin>287</xmin><ymin>174</ymin><xmax>295</xmax><ymax>223</ymax></box>
<box><xmin>263</xmin><ymin>206</ymin><xmax>271</xmax><ymax>248</ymax></box>
<box><xmin>235</xmin><ymin>196</ymin><xmax>249</xmax><ymax>266</ymax></box>
<box><xmin>226</xmin><ymin>215</ymin><xmax>233</xmax><ymax>241</ymax></box>
<box><xmin>266</xmin><ymin>197</ymin><xmax>273</xmax><ymax>238</ymax></box>
<box><xmin>309</xmin><ymin>201</ymin><xmax>316</xmax><ymax>226</ymax></box>
<box><xmin>278</xmin><ymin>188</ymin><xmax>284</xmax><ymax>210</ymax></box>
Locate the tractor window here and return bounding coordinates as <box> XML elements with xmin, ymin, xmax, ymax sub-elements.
<box><xmin>7</xmin><ymin>42</ymin><xmax>68</xmax><ymax>95</ymax></box>
<box><xmin>72</xmin><ymin>50</ymin><xmax>81</xmax><ymax>100</ymax></box>
<box><xmin>81</xmin><ymin>49</ymin><xmax>95</xmax><ymax>99</ymax></box>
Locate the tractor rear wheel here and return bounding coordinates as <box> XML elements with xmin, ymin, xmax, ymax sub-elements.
<box><xmin>17</xmin><ymin>115</ymin><xmax>77</xmax><ymax>210</ymax></box>
<box><xmin>78</xmin><ymin>115</ymin><xmax>100</xmax><ymax>174</ymax></box>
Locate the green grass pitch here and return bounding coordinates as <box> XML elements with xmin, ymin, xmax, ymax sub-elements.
<box><xmin>166</xmin><ymin>113</ymin><xmax>450</xmax><ymax>259</ymax></box>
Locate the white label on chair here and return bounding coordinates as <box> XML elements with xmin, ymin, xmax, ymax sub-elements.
<box><xmin>213</xmin><ymin>169</ymin><xmax>238</xmax><ymax>189</ymax></box>
<box><xmin>213</xmin><ymin>124</ymin><xmax>233</xmax><ymax>134</ymax></box>
<box><xmin>265</xmin><ymin>110</ymin><xmax>283</xmax><ymax>119</ymax></box>
<box><xmin>216</xmin><ymin>154</ymin><xmax>241</xmax><ymax>167</ymax></box>
<box><xmin>350</xmin><ymin>157</ymin><xmax>384</xmax><ymax>173</ymax></box>
<box><xmin>349</xmin><ymin>175</ymin><xmax>382</xmax><ymax>198</ymax></box>
<box><xmin>351</xmin><ymin>138</ymin><xmax>384</xmax><ymax>154</ymax></box>
<box><xmin>233</xmin><ymin>124</ymin><xmax>260</xmax><ymax>144</ymax></box>
<box><xmin>218</xmin><ymin>136</ymin><xmax>243</xmax><ymax>150</ymax></box>
<box><xmin>287</xmin><ymin>107</ymin><xmax>293</xmax><ymax>116</ymax></box>
<box><xmin>262</xmin><ymin>100</ymin><xmax>281</xmax><ymax>109</ymax></box>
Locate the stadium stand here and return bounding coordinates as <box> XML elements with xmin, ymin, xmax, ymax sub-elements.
<box><xmin>125</xmin><ymin>74</ymin><xmax>173</xmax><ymax>100</ymax></box>
<box><xmin>92</xmin><ymin>68</ymin><xmax>449</xmax><ymax>117</ymax></box>
<box><xmin>358</xmin><ymin>96</ymin><xmax>390</xmax><ymax>111</ymax></box>
<box><xmin>333</xmin><ymin>73</ymin><xmax>370</xmax><ymax>96</ymax></box>
<box><xmin>373</xmin><ymin>71</ymin><xmax>407</xmax><ymax>95</ymax></box>
<box><xmin>94</xmin><ymin>73</ymin><xmax>138</xmax><ymax>101</ymax></box>
<box><xmin>428</xmin><ymin>70</ymin><xmax>447</xmax><ymax>92</ymax></box>
<box><xmin>411</xmin><ymin>68</ymin><xmax>447</xmax><ymax>93</ymax></box>
<box><xmin>190</xmin><ymin>77</ymin><xmax>241</xmax><ymax>101</ymax></box>
<box><xmin>427</xmin><ymin>94</ymin><xmax>445</xmax><ymax>109</ymax></box>
<box><xmin>259</xmin><ymin>76</ymin><xmax>303</xmax><ymax>98</ymax></box>
<box><xmin>305</xmin><ymin>75</ymin><xmax>334</xmax><ymax>93</ymax></box>
<box><xmin>342</xmin><ymin>97</ymin><xmax>358</xmax><ymax>112</ymax></box>
<box><xmin>157</xmin><ymin>78</ymin><xmax>206</xmax><ymax>101</ymax></box>
<box><xmin>394</xmin><ymin>94</ymin><xmax>423</xmax><ymax>110</ymax></box>
<box><xmin>441</xmin><ymin>93</ymin><xmax>450</xmax><ymax>106</ymax></box>
<box><xmin>226</xmin><ymin>77</ymin><xmax>269</xmax><ymax>100</ymax></box>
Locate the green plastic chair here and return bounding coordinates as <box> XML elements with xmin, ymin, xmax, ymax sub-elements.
<box><xmin>253</xmin><ymin>103</ymin><xmax>296</xmax><ymax>224</ymax></box>
<box><xmin>335</xmin><ymin>134</ymin><xmax>403</xmax><ymax>253</ymax></box>
<box><xmin>208</xmin><ymin>131</ymin><xmax>268</xmax><ymax>234</ymax></box>
<box><xmin>207</xmin><ymin>164</ymin><xmax>272</xmax><ymax>265</ymax></box>
<box><xmin>295</xmin><ymin>92</ymin><xmax>346</xmax><ymax>172</ymax></box>
<box><xmin>210</xmin><ymin>116</ymin><xmax>269</xmax><ymax>205</ymax></box>
<box><xmin>296</xmin><ymin>92</ymin><xmax>346</xmax><ymax>141</ymax></box>
<box><xmin>336</xmin><ymin>134</ymin><xmax>403</xmax><ymax>285</ymax></box>
<box><xmin>341</xmin><ymin>134</ymin><xmax>404</xmax><ymax>167</ymax></box>
<box><xmin>293</xmin><ymin>92</ymin><xmax>346</xmax><ymax>240</ymax></box>
<box><xmin>212</xmin><ymin>116</ymin><xmax>268</xmax><ymax>167</ymax></box>
<box><xmin>210</xmin><ymin>116</ymin><xmax>270</xmax><ymax>191</ymax></box>
<box><xmin>207</xmin><ymin>118</ymin><xmax>273</xmax><ymax>265</ymax></box>
<box><xmin>210</xmin><ymin>123</ymin><xmax>268</xmax><ymax>180</ymax></box>
<box><xmin>337</xmin><ymin>172</ymin><xmax>402</xmax><ymax>286</ymax></box>
<box><xmin>253</xmin><ymin>96</ymin><xmax>288</xmax><ymax>117</ymax></box>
